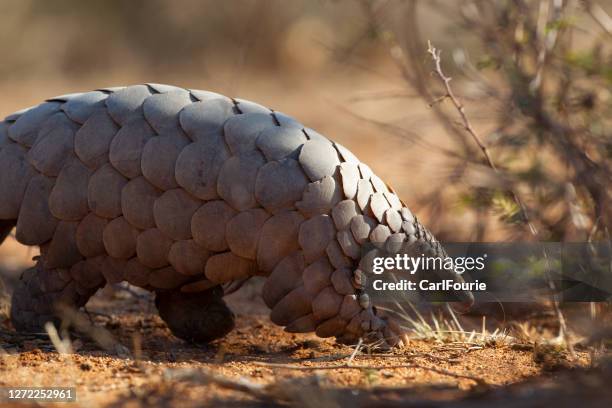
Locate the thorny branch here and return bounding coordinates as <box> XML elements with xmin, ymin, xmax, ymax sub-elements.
<box><xmin>426</xmin><ymin>40</ymin><xmax>574</xmax><ymax>356</ymax></box>
<box><xmin>426</xmin><ymin>41</ymin><xmax>537</xmax><ymax>236</ymax></box>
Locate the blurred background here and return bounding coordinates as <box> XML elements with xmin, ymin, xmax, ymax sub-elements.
<box><xmin>0</xmin><ymin>0</ymin><xmax>610</xmax><ymax>279</ymax></box>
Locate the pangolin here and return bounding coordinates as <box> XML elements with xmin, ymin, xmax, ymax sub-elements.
<box><xmin>0</xmin><ymin>84</ymin><xmax>473</xmax><ymax>348</ymax></box>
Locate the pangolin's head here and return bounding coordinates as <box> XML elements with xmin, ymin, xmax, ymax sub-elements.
<box><xmin>336</xmin><ymin>209</ymin><xmax>474</xmax><ymax>349</ymax></box>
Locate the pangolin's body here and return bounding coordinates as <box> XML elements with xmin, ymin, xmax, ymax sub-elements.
<box><xmin>0</xmin><ymin>84</ymin><xmax>471</xmax><ymax>347</ymax></box>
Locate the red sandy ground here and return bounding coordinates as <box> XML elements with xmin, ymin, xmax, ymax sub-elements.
<box><xmin>2</xmin><ymin>273</ymin><xmax>608</xmax><ymax>408</ymax></box>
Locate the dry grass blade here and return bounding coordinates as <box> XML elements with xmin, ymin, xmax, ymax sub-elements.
<box><xmin>583</xmin><ymin>0</ymin><xmax>612</xmax><ymax>37</ymax></box>
<box><xmin>44</xmin><ymin>322</ymin><xmax>72</xmax><ymax>355</ymax></box>
<box><xmin>55</xmin><ymin>303</ymin><xmax>131</xmax><ymax>357</ymax></box>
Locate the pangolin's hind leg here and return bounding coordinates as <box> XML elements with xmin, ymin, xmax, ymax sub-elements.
<box><xmin>10</xmin><ymin>262</ymin><xmax>102</xmax><ymax>333</ymax></box>
<box><xmin>155</xmin><ymin>286</ymin><xmax>235</xmax><ymax>344</ymax></box>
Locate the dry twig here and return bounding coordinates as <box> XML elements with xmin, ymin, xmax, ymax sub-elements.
<box><xmin>252</xmin><ymin>361</ymin><xmax>486</xmax><ymax>385</ymax></box>
<box><xmin>426</xmin><ymin>40</ymin><xmax>575</xmax><ymax>356</ymax></box>
<box><xmin>426</xmin><ymin>40</ymin><xmax>537</xmax><ymax>236</ymax></box>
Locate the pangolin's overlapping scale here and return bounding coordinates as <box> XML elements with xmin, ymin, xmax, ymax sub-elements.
<box><xmin>356</xmin><ymin>179</ymin><xmax>374</xmax><ymax>213</ymax></box>
<box><xmin>179</xmin><ymin>99</ymin><xmax>235</xmax><ymax>141</ymax></box>
<box><xmin>75</xmin><ymin>213</ymin><xmax>108</xmax><ymax>257</ymax></box>
<box><xmin>7</xmin><ymin>102</ymin><xmax>62</xmax><ymax>146</ymax></box>
<box><xmin>49</xmin><ymin>159</ymin><xmax>92</xmax><ymax>221</ymax></box>
<box><xmin>217</xmin><ymin>151</ymin><xmax>266</xmax><ymax>211</ymax></box>
<box><xmin>295</xmin><ymin>175</ymin><xmax>343</xmax><ymax>217</ymax></box>
<box><xmin>358</xmin><ymin>163</ymin><xmax>373</xmax><ymax>181</ymax></box>
<box><xmin>0</xmin><ymin>122</ymin><xmax>9</xmax><ymax>147</ymax></box>
<box><xmin>385</xmin><ymin>208</ymin><xmax>403</xmax><ymax>233</ymax></box>
<box><xmin>330</xmin><ymin>268</ymin><xmax>354</xmax><ymax>295</ymax></box>
<box><xmin>233</xmin><ymin>98</ymin><xmax>271</xmax><ymax>115</ymax></box>
<box><xmin>124</xmin><ymin>258</ymin><xmax>152</xmax><ymax>287</ymax></box>
<box><xmin>153</xmin><ymin>189</ymin><xmax>201</xmax><ymax>240</ymax></box>
<box><xmin>168</xmin><ymin>240</ymin><xmax>210</xmax><ymax>276</ymax></box>
<box><xmin>339</xmin><ymin>162</ymin><xmax>360</xmax><ymax>200</ymax></box>
<box><xmin>370</xmin><ymin>224</ymin><xmax>391</xmax><ymax>249</ymax></box>
<box><xmin>370</xmin><ymin>192</ymin><xmax>390</xmax><ymax>223</ymax></box>
<box><xmin>270</xmin><ymin>285</ymin><xmax>312</xmax><ymax>326</ymax></box>
<box><xmin>191</xmin><ymin>200</ymin><xmax>237</xmax><ymax>252</ymax></box>
<box><xmin>339</xmin><ymin>294</ymin><xmax>361</xmax><ymax>320</ymax></box>
<box><xmin>146</xmin><ymin>83</ymin><xmax>185</xmax><ymax>94</ymax></box>
<box><xmin>109</xmin><ymin>117</ymin><xmax>155</xmax><ymax>178</ymax></box>
<box><xmin>189</xmin><ymin>89</ymin><xmax>230</xmax><ymax>103</ymax></box>
<box><xmin>142</xmin><ymin>91</ymin><xmax>192</xmax><ymax>134</ymax></box>
<box><xmin>175</xmin><ymin>134</ymin><xmax>230</xmax><ymax>201</ymax></box>
<box><xmin>325</xmin><ymin>240</ymin><xmax>352</xmax><ymax>269</ymax></box>
<box><xmin>272</xmin><ymin>111</ymin><xmax>302</xmax><ymax>129</ymax></box>
<box><xmin>336</xmin><ymin>229</ymin><xmax>360</xmax><ymax>260</ymax></box>
<box><xmin>298</xmin><ymin>140</ymin><xmax>341</xmax><ymax>182</ymax></box>
<box><xmin>385</xmin><ymin>191</ymin><xmax>403</xmax><ymax>211</ymax></box>
<box><xmin>70</xmin><ymin>258</ymin><xmax>105</xmax><ymax>290</ymax></box>
<box><xmin>44</xmin><ymin>221</ymin><xmax>82</xmax><ymax>269</ymax></box>
<box><xmin>331</xmin><ymin>200</ymin><xmax>360</xmax><ymax>231</ymax></box>
<box><xmin>285</xmin><ymin>314</ymin><xmax>317</xmax><ymax>333</ymax></box>
<box><xmin>148</xmin><ymin>266</ymin><xmax>189</xmax><ymax>289</ymax></box>
<box><xmin>101</xmin><ymin>256</ymin><xmax>127</xmax><ymax>284</ymax></box>
<box><xmin>350</xmin><ymin>214</ymin><xmax>377</xmax><ymax>245</ymax></box>
<box><xmin>316</xmin><ymin>316</ymin><xmax>347</xmax><ymax>338</ymax></box>
<box><xmin>205</xmin><ymin>252</ymin><xmax>257</xmax><ymax>283</ymax></box>
<box><xmin>140</xmin><ymin>132</ymin><xmax>189</xmax><ymax>191</ymax></box>
<box><xmin>102</xmin><ymin>216</ymin><xmax>139</xmax><ymax>259</ymax></box>
<box><xmin>303</xmin><ymin>258</ymin><xmax>333</xmax><ymax>296</ymax></box>
<box><xmin>334</xmin><ymin>142</ymin><xmax>360</xmax><ymax>164</ymax></box>
<box><xmin>223</xmin><ymin>113</ymin><xmax>276</xmax><ymax>154</ymax></box>
<box><xmin>256</xmin><ymin>210</ymin><xmax>304</xmax><ymax>273</ymax></box>
<box><xmin>262</xmin><ymin>250</ymin><xmax>305</xmax><ymax>308</ymax></box>
<box><xmin>105</xmin><ymin>85</ymin><xmax>153</xmax><ymax>125</ymax></box>
<box><xmin>312</xmin><ymin>286</ymin><xmax>343</xmax><ymax>321</ymax></box>
<box><xmin>16</xmin><ymin>174</ymin><xmax>57</xmax><ymax>245</ymax></box>
<box><xmin>401</xmin><ymin>218</ymin><xmax>416</xmax><ymax>236</ymax></box>
<box><xmin>60</xmin><ymin>91</ymin><xmax>108</xmax><ymax>124</ymax></box>
<box><xmin>27</xmin><ymin>112</ymin><xmax>78</xmax><ymax>177</ymax></box>
<box><xmin>88</xmin><ymin>163</ymin><xmax>127</xmax><ymax>219</ymax></box>
<box><xmin>255</xmin><ymin>126</ymin><xmax>306</xmax><ymax>161</ymax></box>
<box><xmin>121</xmin><ymin>177</ymin><xmax>161</xmax><ymax>229</ymax></box>
<box><xmin>0</xmin><ymin>143</ymin><xmax>36</xmax><ymax>218</ymax></box>
<box><xmin>226</xmin><ymin>208</ymin><xmax>270</xmax><ymax>260</ymax></box>
<box><xmin>254</xmin><ymin>159</ymin><xmax>308</xmax><ymax>214</ymax></box>
<box><xmin>180</xmin><ymin>279</ymin><xmax>217</xmax><ymax>293</ymax></box>
<box><xmin>4</xmin><ymin>107</ymin><xmax>30</xmax><ymax>123</ymax></box>
<box><xmin>74</xmin><ymin>109</ymin><xmax>119</xmax><ymax>169</ymax></box>
<box><xmin>136</xmin><ymin>228</ymin><xmax>173</xmax><ymax>269</ymax></box>
<box><xmin>298</xmin><ymin>214</ymin><xmax>335</xmax><ymax>264</ymax></box>
<box><xmin>370</xmin><ymin>174</ymin><xmax>388</xmax><ymax>194</ymax></box>
<box><xmin>385</xmin><ymin>232</ymin><xmax>407</xmax><ymax>254</ymax></box>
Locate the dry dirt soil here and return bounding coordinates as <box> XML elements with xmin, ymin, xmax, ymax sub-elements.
<box><xmin>1</xmin><ymin>254</ymin><xmax>610</xmax><ymax>407</ymax></box>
